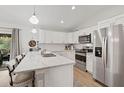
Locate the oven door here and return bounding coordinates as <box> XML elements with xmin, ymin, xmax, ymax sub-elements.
<box><xmin>75</xmin><ymin>53</ymin><xmax>86</xmax><ymax>65</ymax></box>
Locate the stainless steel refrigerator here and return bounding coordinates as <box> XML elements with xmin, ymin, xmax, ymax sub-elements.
<box><xmin>93</xmin><ymin>23</ymin><xmax>124</xmax><ymax>87</ymax></box>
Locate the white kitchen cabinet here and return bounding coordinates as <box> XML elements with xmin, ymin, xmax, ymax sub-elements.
<box><xmin>64</xmin><ymin>33</ymin><xmax>68</xmax><ymax>43</ymax></box>
<box><xmin>54</xmin><ymin>32</ymin><xmax>64</xmax><ymax>43</ymax></box>
<box><xmin>51</xmin><ymin>31</ymin><xmax>57</xmax><ymax>43</ymax></box>
<box><xmin>66</xmin><ymin>33</ymin><xmax>69</xmax><ymax>43</ymax></box>
<box><xmin>66</xmin><ymin>32</ymin><xmax>74</xmax><ymax>43</ymax></box>
<box><xmin>38</xmin><ymin>30</ymin><xmax>77</xmax><ymax>44</ymax></box>
<box><xmin>38</xmin><ymin>30</ymin><xmax>45</xmax><ymax>43</ymax></box>
<box><xmin>86</xmin><ymin>53</ymin><xmax>93</xmax><ymax>74</ymax></box>
<box><xmin>62</xmin><ymin>33</ymin><xmax>67</xmax><ymax>43</ymax></box>
<box><xmin>44</xmin><ymin>31</ymin><xmax>66</xmax><ymax>44</ymax></box>
<box><xmin>45</xmin><ymin>31</ymin><xmax>54</xmax><ymax>43</ymax></box>
<box><xmin>68</xmin><ymin>33</ymin><xmax>73</xmax><ymax>43</ymax></box>
<box><xmin>73</xmin><ymin>31</ymin><xmax>79</xmax><ymax>44</ymax></box>
<box><xmin>35</xmin><ymin>65</ymin><xmax>73</xmax><ymax>87</ymax></box>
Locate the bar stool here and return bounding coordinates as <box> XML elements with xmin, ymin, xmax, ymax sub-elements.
<box><xmin>15</xmin><ymin>55</ymin><xmax>23</xmax><ymax>64</ymax></box>
<box><xmin>21</xmin><ymin>53</ymin><xmax>26</xmax><ymax>59</ymax></box>
<box><xmin>6</xmin><ymin>59</ymin><xmax>34</xmax><ymax>87</ymax></box>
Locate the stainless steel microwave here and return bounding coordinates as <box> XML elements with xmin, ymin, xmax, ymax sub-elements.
<box><xmin>78</xmin><ymin>34</ymin><xmax>91</xmax><ymax>44</ymax></box>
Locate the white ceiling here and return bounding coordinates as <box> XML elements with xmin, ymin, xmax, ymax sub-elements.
<box><xmin>0</xmin><ymin>5</ymin><xmax>124</xmax><ymax>32</ymax></box>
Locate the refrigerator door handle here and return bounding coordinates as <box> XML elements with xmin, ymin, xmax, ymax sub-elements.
<box><xmin>104</xmin><ymin>37</ymin><xmax>107</xmax><ymax>68</ymax></box>
<box><xmin>102</xmin><ymin>38</ymin><xmax>105</xmax><ymax>65</ymax></box>
<box><xmin>102</xmin><ymin>37</ymin><xmax>107</xmax><ymax>68</ymax></box>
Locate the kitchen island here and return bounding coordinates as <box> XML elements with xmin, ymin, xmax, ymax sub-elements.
<box><xmin>14</xmin><ymin>51</ymin><xmax>75</xmax><ymax>87</ymax></box>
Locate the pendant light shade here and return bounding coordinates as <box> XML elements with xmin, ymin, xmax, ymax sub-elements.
<box><xmin>72</xmin><ymin>5</ymin><xmax>76</xmax><ymax>10</ymax></box>
<box><xmin>31</xmin><ymin>28</ymin><xmax>37</xmax><ymax>33</ymax></box>
<box><xmin>29</xmin><ymin>15</ymin><xmax>39</xmax><ymax>24</ymax></box>
<box><xmin>29</xmin><ymin>6</ymin><xmax>39</xmax><ymax>24</ymax></box>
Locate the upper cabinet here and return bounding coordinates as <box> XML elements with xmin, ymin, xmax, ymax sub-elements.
<box><xmin>39</xmin><ymin>30</ymin><xmax>68</xmax><ymax>44</ymax></box>
<box><xmin>66</xmin><ymin>33</ymin><xmax>73</xmax><ymax>43</ymax></box>
<box><xmin>38</xmin><ymin>29</ymin><xmax>97</xmax><ymax>44</ymax></box>
<box><xmin>53</xmin><ymin>32</ymin><xmax>65</xmax><ymax>43</ymax></box>
<box><xmin>73</xmin><ymin>31</ymin><xmax>79</xmax><ymax>44</ymax></box>
<box><xmin>45</xmin><ymin>31</ymin><xmax>54</xmax><ymax>43</ymax></box>
<box><xmin>38</xmin><ymin>29</ymin><xmax>45</xmax><ymax>43</ymax></box>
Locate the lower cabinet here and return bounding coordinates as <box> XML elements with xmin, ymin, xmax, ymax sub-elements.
<box><xmin>35</xmin><ymin>64</ymin><xmax>73</xmax><ymax>87</ymax></box>
<box><xmin>86</xmin><ymin>53</ymin><xmax>93</xmax><ymax>74</ymax></box>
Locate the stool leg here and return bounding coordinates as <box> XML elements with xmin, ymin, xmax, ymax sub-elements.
<box><xmin>32</xmin><ymin>71</ymin><xmax>35</xmax><ymax>87</ymax></box>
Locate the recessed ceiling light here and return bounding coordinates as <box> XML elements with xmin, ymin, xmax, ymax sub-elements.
<box><xmin>60</xmin><ymin>20</ymin><xmax>64</xmax><ymax>24</ymax></box>
<box><xmin>31</xmin><ymin>28</ymin><xmax>37</xmax><ymax>33</ymax></box>
<box><xmin>72</xmin><ymin>5</ymin><xmax>76</xmax><ymax>10</ymax></box>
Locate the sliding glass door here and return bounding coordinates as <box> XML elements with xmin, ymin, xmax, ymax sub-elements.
<box><xmin>0</xmin><ymin>34</ymin><xmax>11</xmax><ymax>64</ymax></box>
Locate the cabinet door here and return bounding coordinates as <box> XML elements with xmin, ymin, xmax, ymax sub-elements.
<box><xmin>38</xmin><ymin>30</ymin><xmax>45</xmax><ymax>43</ymax></box>
<box><xmin>86</xmin><ymin>53</ymin><xmax>93</xmax><ymax>74</ymax></box>
<box><xmin>45</xmin><ymin>31</ymin><xmax>54</xmax><ymax>43</ymax></box>
<box><xmin>52</xmin><ymin>32</ymin><xmax>59</xmax><ymax>43</ymax></box>
<box><xmin>73</xmin><ymin>31</ymin><xmax>79</xmax><ymax>43</ymax></box>
<box><xmin>66</xmin><ymin>33</ymin><xmax>69</xmax><ymax>43</ymax></box>
<box><xmin>39</xmin><ymin>31</ymin><xmax>67</xmax><ymax>44</ymax></box>
<box><xmin>51</xmin><ymin>32</ymin><xmax>57</xmax><ymax>43</ymax></box>
<box><xmin>61</xmin><ymin>32</ymin><xmax>66</xmax><ymax>43</ymax></box>
<box><xmin>66</xmin><ymin>33</ymin><xmax>73</xmax><ymax>43</ymax></box>
<box><xmin>64</xmin><ymin>33</ymin><xmax>68</xmax><ymax>44</ymax></box>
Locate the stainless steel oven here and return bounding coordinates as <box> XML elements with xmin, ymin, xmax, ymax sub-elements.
<box><xmin>75</xmin><ymin>50</ymin><xmax>86</xmax><ymax>71</ymax></box>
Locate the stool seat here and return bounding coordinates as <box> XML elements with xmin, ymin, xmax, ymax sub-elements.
<box><xmin>13</xmin><ymin>72</ymin><xmax>33</xmax><ymax>84</ymax></box>
<box><xmin>15</xmin><ymin>55</ymin><xmax>23</xmax><ymax>64</ymax></box>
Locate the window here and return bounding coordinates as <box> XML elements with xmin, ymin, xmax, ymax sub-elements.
<box><xmin>0</xmin><ymin>34</ymin><xmax>11</xmax><ymax>61</ymax></box>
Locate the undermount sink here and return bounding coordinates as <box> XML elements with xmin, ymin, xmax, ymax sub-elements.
<box><xmin>42</xmin><ymin>53</ymin><xmax>56</xmax><ymax>57</ymax></box>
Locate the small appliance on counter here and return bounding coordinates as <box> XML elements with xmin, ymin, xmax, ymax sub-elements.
<box><xmin>65</xmin><ymin>44</ymin><xmax>74</xmax><ymax>50</ymax></box>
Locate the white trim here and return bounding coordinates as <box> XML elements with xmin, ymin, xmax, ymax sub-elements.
<box><xmin>0</xmin><ymin>29</ymin><xmax>12</xmax><ymax>34</ymax></box>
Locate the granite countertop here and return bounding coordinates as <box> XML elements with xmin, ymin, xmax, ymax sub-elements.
<box><xmin>14</xmin><ymin>51</ymin><xmax>75</xmax><ymax>73</ymax></box>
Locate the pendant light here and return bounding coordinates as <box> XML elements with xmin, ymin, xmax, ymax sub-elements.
<box><xmin>60</xmin><ymin>16</ymin><xmax>64</xmax><ymax>24</ymax></box>
<box><xmin>60</xmin><ymin>20</ymin><xmax>64</xmax><ymax>24</ymax></box>
<box><xmin>72</xmin><ymin>5</ymin><xmax>76</xmax><ymax>10</ymax></box>
<box><xmin>29</xmin><ymin>6</ymin><xmax>39</xmax><ymax>24</ymax></box>
<box><xmin>31</xmin><ymin>28</ymin><xmax>37</xmax><ymax>34</ymax></box>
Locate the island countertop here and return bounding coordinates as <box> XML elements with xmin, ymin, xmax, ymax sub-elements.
<box><xmin>14</xmin><ymin>51</ymin><xmax>75</xmax><ymax>73</ymax></box>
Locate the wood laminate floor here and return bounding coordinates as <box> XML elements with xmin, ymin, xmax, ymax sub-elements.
<box><xmin>74</xmin><ymin>67</ymin><xmax>103</xmax><ymax>87</ymax></box>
